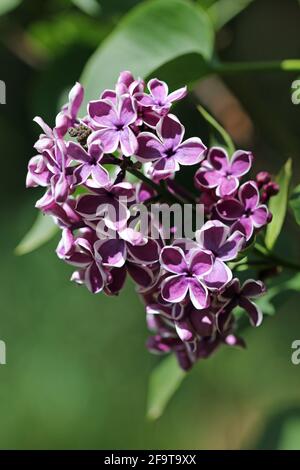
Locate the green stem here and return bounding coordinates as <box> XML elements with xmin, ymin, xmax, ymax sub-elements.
<box><xmin>212</xmin><ymin>59</ymin><xmax>300</xmax><ymax>75</ymax></box>
<box><xmin>254</xmin><ymin>246</ymin><xmax>300</xmax><ymax>271</ymax></box>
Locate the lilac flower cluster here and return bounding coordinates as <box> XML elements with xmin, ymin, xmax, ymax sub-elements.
<box><xmin>26</xmin><ymin>71</ymin><xmax>278</xmax><ymax>370</ymax></box>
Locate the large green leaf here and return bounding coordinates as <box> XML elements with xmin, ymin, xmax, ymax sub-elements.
<box><xmin>0</xmin><ymin>0</ymin><xmax>21</xmax><ymax>16</ymax></box>
<box><xmin>81</xmin><ymin>0</ymin><xmax>214</xmax><ymax>104</ymax></box>
<box><xmin>15</xmin><ymin>213</ymin><xmax>58</xmax><ymax>256</ymax></box>
<box><xmin>289</xmin><ymin>184</ymin><xmax>300</xmax><ymax>226</ymax></box>
<box><xmin>206</xmin><ymin>0</ymin><xmax>254</xmax><ymax>30</ymax></box>
<box><xmin>265</xmin><ymin>159</ymin><xmax>292</xmax><ymax>250</ymax></box>
<box><xmin>147</xmin><ymin>355</ymin><xmax>186</xmax><ymax>420</ymax></box>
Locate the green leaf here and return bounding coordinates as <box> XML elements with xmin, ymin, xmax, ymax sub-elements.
<box><xmin>0</xmin><ymin>0</ymin><xmax>21</xmax><ymax>16</ymax></box>
<box><xmin>197</xmin><ymin>105</ymin><xmax>235</xmax><ymax>155</ymax></box>
<box><xmin>15</xmin><ymin>213</ymin><xmax>58</xmax><ymax>256</ymax></box>
<box><xmin>289</xmin><ymin>184</ymin><xmax>300</xmax><ymax>226</ymax></box>
<box><xmin>147</xmin><ymin>355</ymin><xmax>186</xmax><ymax>420</ymax></box>
<box><xmin>206</xmin><ymin>0</ymin><xmax>254</xmax><ymax>30</ymax></box>
<box><xmin>71</xmin><ymin>0</ymin><xmax>101</xmax><ymax>17</ymax></box>
<box><xmin>265</xmin><ymin>159</ymin><xmax>292</xmax><ymax>250</ymax></box>
<box><xmin>81</xmin><ymin>0</ymin><xmax>214</xmax><ymax>104</ymax></box>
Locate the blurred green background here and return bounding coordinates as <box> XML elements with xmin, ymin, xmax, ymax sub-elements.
<box><xmin>1</xmin><ymin>0</ymin><xmax>300</xmax><ymax>449</ymax></box>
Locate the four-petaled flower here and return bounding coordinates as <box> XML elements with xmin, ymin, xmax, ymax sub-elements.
<box><xmin>220</xmin><ymin>278</ymin><xmax>266</xmax><ymax>326</ymax></box>
<box><xmin>136</xmin><ymin>114</ymin><xmax>206</xmax><ymax>180</ymax></box>
<box><xmin>196</xmin><ymin>220</ymin><xmax>245</xmax><ymax>289</ymax></box>
<box><xmin>136</xmin><ymin>78</ymin><xmax>187</xmax><ymax>115</ymax></box>
<box><xmin>67</xmin><ymin>140</ymin><xmax>110</xmax><ymax>187</ymax></box>
<box><xmin>88</xmin><ymin>96</ymin><xmax>138</xmax><ymax>156</ymax></box>
<box><xmin>216</xmin><ymin>181</ymin><xmax>269</xmax><ymax>240</ymax></box>
<box><xmin>195</xmin><ymin>147</ymin><xmax>253</xmax><ymax>197</ymax></box>
<box><xmin>160</xmin><ymin>246</ymin><xmax>213</xmax><ymax>310</ymax></box>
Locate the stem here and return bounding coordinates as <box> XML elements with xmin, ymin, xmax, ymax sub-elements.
<box><xmin>254</xmin><ymin>246</ymin><xmax>300</xmax><ymax>271</ymax></box>
<box><xmin>212</xmin><ymin>59</ymin><xmax>300</xmax><ymax>75</ymax></box>
<box><xmin>109</xmin><ymin>155</ymin><xmax>188</xmax><ymax>205</ymax></box>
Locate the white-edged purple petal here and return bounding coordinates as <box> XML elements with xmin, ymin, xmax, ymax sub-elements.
<box><xmin>136</xmin><ymin>132</ymin><xmax>164</xmax><ymax>162</ymax></box>
<box><xmin>88</xmin><ymin>99</ymin><xmax>118</xmax><ymax>127</ymax></box>
<box><xmin>148</xmin><ymin>78</ymin><xmax>169</xmax><ymax>103</ymax></box>
<box><xmin>160</xmin><ymin>246</ymin><xmax>188</xmax><ymax>274</ymax></box>
<box><xmin>189</xmin><ymin>249</ymin><xmax>213</xmax><ymax>277</ymax></box>
<box><xmin>230</xmin><ymin>150</ymin><xmax>253</xmax><ymax>177</ymax></box>
<box><xmin>95</xmin><ymin>239</ymin><xmax>126</xmax><ymax>268</ymax></box>
<box><xmin>239</xmin><ymin>297</ymin><xmax>263</xmax><ymax>327</ymax></box>
<box><xmin>188</xmin><ymin>278</ymin><xmax>209</xmax><ymax>310</ymax></box>
<box><xmin>174</xmin><ymin>138</ymin><xmax>206</xmax><ymax>165</ymax></box>
<box><xmin>239</xmin><ymin>181</ymin><xmax>259</xmax><ymax>210</ymax></box>
<box><xmin>166</xmin><ymin>86</ymin><xmax>187</xmax><ymax>104</ymax></box>
<box><xmin>241</xmin><ymin>279</ymin><xmax>266</xmax><ymax>298</ymax></box>
<box><xmin>119</xmin><ymin>127</ymin><xmax>138</xmax><ymax>156</ymax></box>
<box><xmin>157</xmin><ymin>114</ymin><xmax>184</xmax><ymax>149</ymax></box>
<box><xmin>85</xmin><ymin>262</ymin><xmax>105</xmax><ymax>294</ymax></box>
<box><xmin>161</xmin><ymin>274</ymin><xmax>189</xmax><ymax>303</ymax></box>
<box><xmin>207</xmin><ymin>147</ymin><xmax>229</xmax><ymax>172</ymax></box>
<box><xmin>216</xmin><ymin>175</ymin><xmax>239</xmax><ymax>197</ymax></box>
<box><xmin>252</xmin><ymin>205</ymin><xmax>269</xmax><ymax>227</ymax></box>
<box><xmin>204</xmin><ymin>259</ymin><xmax>232</xmax><ymax>290</ymax></box>
<box><xmin>67</xmin><ymin>141</ymin><xmax>90</xmax><ymax>163</ymax></box>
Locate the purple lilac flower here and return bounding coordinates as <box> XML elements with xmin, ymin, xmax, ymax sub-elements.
<box><xmin>136</xmin><ymin>78</ymin><xmax>187</xmax><ymax>115</ymax></box>
<box><xmin>88</xmin><ymin>95</ymin><xmax>138</xmax><ymax>156</ymax></box>
<box><xmin>220</xmin><ymin>278</ymin><xmax>266</xmax><ymax>326</ymax></box>
<box><xmin>196</xmin><ymin>220</ymin><xmax>245</xmax><ymax>289</ymax></box>
<box><xmin>195</xmin><ymin>147</ymin><xmax>253</xmax><ymax>197</ymax></box>
<box><xmin>136</xmin><ymin>114</ymin><xmax>206</xmax><ymax>180</ymax></box>
<box><xmin>65</xmin><ymin>230</ymin><xmax>107</xmax><ymax>294</ymax></box>
<box><xmin>160</xmin><ymin>246</ymin><xmax>213</xmax><ymax>309</ymax></box>
<box><xmin>216</xmin><ymin>181</ymin><xmax>269</xmax><ymax>240</ymax></box>
<box><xmin>75</xmin><ymin>181</ymin><xmax>135</xmax><ymax>231</ymax></box>
<box><xmin>57</xmin><ymin>82</ymin><xmax>84</xmax><ymax>133</ymax></box>
<box><xmin>67</xmin><ymin>140</ymin><xmax>110</xmax><ymax>187</ymax></box>
<box><xmin>26</xmin><ymin>72</ymin><xmax>275</xmax><ymax>371</ymax></box>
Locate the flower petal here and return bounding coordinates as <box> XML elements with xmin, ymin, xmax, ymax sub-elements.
<box><xmin>148</xmin><ymin>78</ymin><xmax>168</xmax><ymax>103</ymax></box>
<box><xmin>241</xmin><ymin>280</ymin><xmax>266</xmax><ymax>298</ymax></box>
<box><xmin>230</xmin><ymin>150</ymin><xmax>253</xmax><ymax>177</ymax></box>
<box><xmin>161</xmin><ymin>274</ymin><xmax>189</xmax><ymax>303</ymax></box>
<box><xmin>95</xmin><ymin>239</ymin><xmax>126</xmax><ymax>268</ymax></box>
<box><xmin>91</xmin><ymin>164</ymin><xmax>110</xmax><ymax>187</ymax></box>
<box><xmin>85</xmin><ymin>262</ymin><xmax>105</xmax><ymax>294</ymax></box>
<box><xmin>207</xmin><ymin>147</ymin><xmax>229</xmax><ymax>172</ymax></box>
<box><xmin>239</xmin><ymin>181</ymin><xmax>259</xmax><ymax>210</ymax></box>
<box><xmin>118</xmin><ymin>96</ymin><xmax>137</xmax><ymax>126</ymax></box>
<box><xmin>160</xmin><ymin>246</ymin><xmax>188</xmax><ymax>274</ymax></box>
<box><xmin>128</xmin><ymin>238</ymin><xmax>160</xmax><ymax>264</ymax></box>
<box><xmin>136</xmin><ymin>132</ymin><xmax>164</xmax><ymax>162</ymax></box>
<box><xmin>119</xmin><ymin>127</ymin><xmax>138</xmax><ymax>156</ymax></box>
<box><xmin>188</xmin><ymin>278</ymin><xmax>209</xmax><ymax>310</ymax></box>
<box><xmin>252</xmin><ymin>205</ymin><xmax>269</xmax><ymax>227</ymax></box>
<box><xmin>174</xmin><ymin>137</ymin><xmax>206</xmax><ymax>165</ymax></box>
<box><xmin>239</xmin><ymin>297</ymin><xmax>263</xmax><ymax>327</ymax></box>
<box><xmin>166</xmin><ymin>86</ymin><xmax>187</xmax><ymax>104</ymax></box>
<box><xmin>189</xmin><ymin>249</ymin><xmax>213</xmax><ymax>277</ymax></box>
<box><xmin>216</xmin><ymin>198</ymin><xmax>244</xmax><ymax>220</ymax></box>
<box><xmin>204</xmin><ymin>259</ymin><xmax>232</xmax><ymax>290</ymax></box>
<box><xmin>88</xmin><ymin>99</ymin><xmax>118</xmax><ymax>127</ymax></box>
<box><xmin>194</xmin><ymin>168</ymin><xmax>222</xmax><ymax>189</ymax></box>
<box><xmin>196</xmin><ymin>220</ymin><xmax>229</xmax><ymax>253</ymax></box>
<box><xmin>216</xmin><ymin>175</ymin><xmax>239</xmax><ymax>197</ymax></box>
<box><xmin>127</xmin><ymin>263</ymin><xmax>154</xmax><ymax>288</ymax></box>
<box><xmin>157</xmin><ymin>114</ymin><xmax>184</xmax><ymax>149</ymax></box>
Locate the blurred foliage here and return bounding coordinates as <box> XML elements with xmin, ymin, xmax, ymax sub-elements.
<box><xmin>0</xmin><ymin>0</ymin><xmax>300</xmax><ymax>450</ymax></box>
<box><xmin>265</xmin><ymin>159</ymin><xmax>292</xmax><ymax>250</ymax></box>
